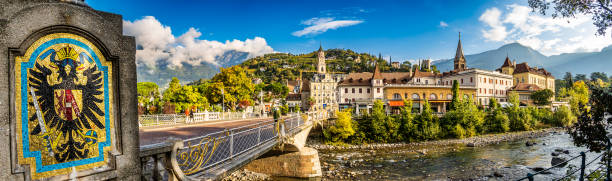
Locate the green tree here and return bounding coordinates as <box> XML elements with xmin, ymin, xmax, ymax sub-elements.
<box><xmin>569</xmin><ymin>85</ymin><xmax>612</xmax><ymax>152</ymax></box>
<box><xmin>530</xmin><ymin>89</ymin><xmax>554</xmax><ymax>106</ymax></box>
<box><xmin>484</xmin><ymin>98</ymin><xmax>509</xmax><ymax>133</ymax></box>
<box><xmin>564</xmin><ymin>72</ymin><xmax>573</xmax><ymax>89</ymax></box>
<box><xmin>449</xmin><ymin>80</ymin><xmax>460</xmax><ymax>110</ymax></box>
<box><xmin>264</xmin><ymin>82</ymin><xmax>289</xmax><ymax>99</ymax></box>
<box><xmin>210</xmin><ymin>66</ymin><xmax>255</xmax><ymax>111</ymax></box>
<box><xmin>568</xmin><ymin>81</ymin><xmax>590</xmax><ymax>115</ymax></box>
<box><xmin>323</xmin><ymin>109</ymin><xmax>356</xmax><ymax>143</ymax></box>
<box><xmin>528</xmin><ymin>0</ymin><xmax>612</xmax><ymax>37</ymax></box>
<box><xmin>575</xmin><ymin>74</ymin><xmax>588</xmax><ymax>82</ymax></box>
<box><xmin>506</xmin><ymin>92</ymin><xmax>534</xmax><ymax>131</ymax></box>
<box><xmin>398</xmin><ymin>99</ymin><xmax>416</xmax><ymax>142</ymax></box>
<box><xmin>441</xmin><ymin>97</ymin><xmax>485</xmax><ymax>138</ymax></box>
<box><xmin>137</xmin><ymin>82</ymin><xmax>161</xmax><ymax>114</ymax></box>
<box><xmin>591</xmin><ymin>72</ymin><xmax>609</xmax><ymax>82</ymax></box>
<box><xmin>552</xmin><ymin>106</ymin><xmax>577</xmax><ymax>127</ymax></box>
<box><xmin>413</xmin><ymin>99</ymin><xmax>441</xmax><ymax>140</ymax></box>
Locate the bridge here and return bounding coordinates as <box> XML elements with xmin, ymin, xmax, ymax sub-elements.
<box><xmin>138</xmin><ymin>112</ymin><xmax>327</xmax><ymax>181</ymax></box>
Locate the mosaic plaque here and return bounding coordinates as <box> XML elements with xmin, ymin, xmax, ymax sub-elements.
<box><xmin>15</xmin><ymin>33</ymin><xmax>114</xmax><ymax>179</ymax></box>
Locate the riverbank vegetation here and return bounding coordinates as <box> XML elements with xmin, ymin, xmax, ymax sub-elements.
<box><xmin>323</xmin><ymin>80</ymin><xmax>581</xmax><ymax>145</ymax></box>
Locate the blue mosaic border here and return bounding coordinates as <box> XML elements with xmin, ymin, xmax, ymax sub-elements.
<box><xmin>20</xmin><ymin>38</ymin><xmax>111</xmax><ymax>173</ymax></box>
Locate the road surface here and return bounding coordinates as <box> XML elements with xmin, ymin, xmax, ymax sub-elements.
<box><xmin>139</xmin><ymin>117</ymin><xmax>272</xmax><ymax>146</ymax></box>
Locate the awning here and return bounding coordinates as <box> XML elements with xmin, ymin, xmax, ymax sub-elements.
<box><xmin>388</xmin><ymin>100</ymin><xmax>404</xmax><ymax>107</ymax></box>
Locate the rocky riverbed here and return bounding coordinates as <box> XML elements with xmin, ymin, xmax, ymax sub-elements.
<box><xmin>226</xmin><ymin>128</ymin><xmax>598</xmax><ymax>181</ymax></box>
<box><xmin>310</xmin><ymin>128</ymin><xmax>574</xmax><ymax>180</ymax></box>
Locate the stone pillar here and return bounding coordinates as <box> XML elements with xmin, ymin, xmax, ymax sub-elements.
<box><xmin>419</xmin><ymin>101</ymin><xmax>424</xmax><ymax>113</ymax></box>
<box><xmin>243</xmin><ymin>148</ymin><xmax>322</xmax><ymax>178</ymax></box>
<box><xmin>442</xmin><ymin>102</ymin><xmax>447</xmax><ymax>113</ymax></box>
<box><xmin>0</xmin><ymin>1</ymin><xmax>139</xmax><ymax>180</ymax></box>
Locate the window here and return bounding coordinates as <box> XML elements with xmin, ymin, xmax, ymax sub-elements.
<box><xmin>405</xmin><ymin>93</ymin><xmax>408</xmax><ymax>99</ymax></box>
<box><xmin>412</xmin><ymin>93</ymin><xmax>420</xmax><ymax>99</ymax></box>
<box><xmin>377</xmin><ymin>88</ymin><xmax>380</xmax><ymax>93</ymax></box>
<box><xmin>479</xmin><ymin>88</ymin><xmax>481</xmax><ymax>93</ymax></box>
<box><xmin>367</xmin><ymin>88</ymin><xmax>371</xmax><ymax>93</ymax></box>
<box><xmin>393</xmin><ymin>93</ymin><xmax>401</xmax><ymax>100</ymax></box>
<box><xmin>447</xmin><ymin>94</ymin><xmax>452</xmax><ymax>100</ymax></box>
<box><xmin>470</xmin><ymin>77</ymin><xmax>473</xmax><ymax>83</ymax></box>
<box><xmin>484</xmin><ymin>77</ymin><xmax>486</xmax><ymax>83</ymax></box>
<box><xmin>484</xmin><ymin>89</ymin><xmax>486</xmax><ymax>94</ymax></box>
<box><xmin>359</xmin><ymin>88</ymin><xmax>362</xmax><ymax>93</ymax></box>
<box><xmin>461</xmin><ymin>79</ymin><xmax>464</xmax><ymax>84</ymax></box>
<box><xmin>425</xmin><ymin>80</ymin><xmax>429</xmax><ymax>84</ymax></box>
<box><xmin>429</xmin><ymin>93</ymin><xmax>437</xmax><ymax>100</ymax></box>
<box><xmin>345</xmin><ymin>88</ymin><xmax>348</xmax><ymax>93</ymax></box>
<box><xmin>352</xmin><ymin>88</ymin><xmax>355</xmax><ymax>93</ymax></box>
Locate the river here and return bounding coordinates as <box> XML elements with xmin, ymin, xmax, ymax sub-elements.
<box><xmin>310</xmin><ymin>131</ymin><xmax>607</xmax><ymax>181</ymax></box>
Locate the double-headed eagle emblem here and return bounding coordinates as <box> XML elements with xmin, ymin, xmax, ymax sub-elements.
<box><xmin>28</xmin><ymin>45</ymin><xmax>105</xmax><ymax>162</ymax></box>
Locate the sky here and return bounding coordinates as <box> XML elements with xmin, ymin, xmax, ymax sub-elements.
<box><xmin>88</xmin><ymin>0</ymin><xmax>611</xmax><ymax>67</ymax></box>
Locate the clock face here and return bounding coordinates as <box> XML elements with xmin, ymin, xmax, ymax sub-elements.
<box><xmin>15</xmin><ymin>33</ymin><xmax>115</xmax><ymax>179</ymax></box>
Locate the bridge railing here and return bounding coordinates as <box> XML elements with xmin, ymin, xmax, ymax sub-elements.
<box><xmin>517</xmin><ymin>141</ymin><xmax>611</xmax><ymax>181</ymax></box>
<box><xmin>139</xmin><ymin>113</ymin><xmax>314</xmax><ymax>180</ymax></box>
<box><xmin>138</xmin><ymin>112</ymin><xmax>260</xmax><ymax>127</ymax></box>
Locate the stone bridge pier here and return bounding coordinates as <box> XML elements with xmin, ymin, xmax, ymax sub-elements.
<box><xmin>243</xmin><ymin>121</ymin><xmax>322</xmax><ymax>178</ymax></box>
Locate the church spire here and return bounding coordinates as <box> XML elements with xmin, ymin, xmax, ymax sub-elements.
<box><xmin>454</xmin><ymin>32</ymin><xmax>466</xmax><ymax>71</ymax></box>
<box><xmin>318</xmin><ymin>42</ymin><xmax>323</xmax><ymax>52</ymax></box>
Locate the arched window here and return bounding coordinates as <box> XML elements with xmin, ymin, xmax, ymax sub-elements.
<box><xmin>429</xmin><ymin>93</ymin><xmax>437</xmax><ymax>100</ymax></box>
<box><xmin>447</xmin><ymin>94</ymin><xmax>452</xmax><ymax>100</ymax></box>
<box><xmin>393</xmin><ymin>93</ymin><xmax>401</xmax><ymax>100</ymax></box>
<box><xmin>412</xmin><ymin>93</ymin><xmax>420</xmax><ymax>100</ymax></box>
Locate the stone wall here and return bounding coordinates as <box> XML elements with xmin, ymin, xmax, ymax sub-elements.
<box><xmin>243</xmin><ymin>147</ymin><xmax>322</xmax><ymax>178</ymax></box>
<box><xmin>0</xmin><ymin>0</ymin><xmax>139</xmax><ymax>180</ymax></box>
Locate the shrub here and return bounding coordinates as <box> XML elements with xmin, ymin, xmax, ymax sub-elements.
<box><xmin>552</xmin><ymin>106</ymin><xmax>577</xmax><ymax>127</ymax></box>
<box><xmin>323</xmin><ymin>109</ymin><xmax>356</xmax><ymax>143</ymax></box>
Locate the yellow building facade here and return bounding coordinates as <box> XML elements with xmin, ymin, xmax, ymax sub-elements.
<box><xmin>384</xmin><ymin>85</ymin><xmax>477</xmax><ymax>113</ymax></box>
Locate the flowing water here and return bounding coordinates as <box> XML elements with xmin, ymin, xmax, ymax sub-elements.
<box><xmin>311</xmin><ymin>131</ymin><xmax>607</xmax><ymax>180</ymax></box>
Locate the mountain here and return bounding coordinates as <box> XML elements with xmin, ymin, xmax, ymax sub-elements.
<box><xmin>433</xmin><ymin>43</ymin><xmax>612</xmax><ymax>78</ymax></box>
<box><xmin>137</xmin><ymin>50</ymin><xmax>250</xmax><ymax>88</ymax></box>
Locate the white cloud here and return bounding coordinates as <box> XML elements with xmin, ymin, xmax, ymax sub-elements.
<box><xmin>479</xmin><ymin>4</ymin><xmax>612</xmax><ymax>55</ymax></box>
<box><xmin>292</xmin><ymin>17</ymin><xmax>363</xmax><ymax>37</ymax></box>
<box><xmin>123</xmin><ymin>16</ymin><xmax>274</xmax><ymax>68</ymax></box>
<box><xmin>439</xmin><ymin>21</ymin><xmax>448</xmax><ymax>28</ymax></box>
<box><xmin>479</xmin><ymin>8</ymin><xmax>508</xmax><ymax>41</ymax></box>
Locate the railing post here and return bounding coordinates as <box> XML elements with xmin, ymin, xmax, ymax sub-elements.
<box><xmin>156</xmin><ymin>115</ymin><xmax>159</xmax><ymax>126</ymax></box>
<box><xmin>527</xmin><ymin>173</ymin><xmax>534</xmax><ymax>181</ymax></box>
<box><xmin>229</xmin><ymin>130</ymin><xmax>234</xmax><ymax>157</ymax></box>
<box><xmin>580</xmin><ymin>151</ymin><xmax>586</xmax><ymax>181</ymax></box>
<box><xmin>257</xmin><ymin>123</ymin><xmax>261</xmax><ymax>143</ymax></box>
<box><xmin>607</xmin><ymin>140</ymin><xmax>611</xmax><ymax>181</ymax></box>
<box><xmin>173</xmin><ymin>114</ymin><xmax>177</xmax><ymax>124</ymax></box>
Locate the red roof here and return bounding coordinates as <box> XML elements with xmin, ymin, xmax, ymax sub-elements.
<box><xmin>512</xmin><ymin>83</ymin><xmax>541</xmax><ymax>91</ymax></box>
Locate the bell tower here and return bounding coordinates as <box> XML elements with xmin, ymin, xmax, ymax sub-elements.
<box><xmin>317</xmin><ymin>43</ymin><xmax>326</xmax><ymax>74</ymax></box>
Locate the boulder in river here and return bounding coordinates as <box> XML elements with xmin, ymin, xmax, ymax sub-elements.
<box><xmin>551</xmin><ymin>152</ymin><xmax>559</xmax><ymax>156</ymax></box>
<box><xmin>525</xmin><ymin>141</ymin><xmax>537</xmax><ymax>146</ymax></box>
<box><xmin>467</xmin><ymin>142</ymin><xmax>476</xmax><ymax>147</ymax></box>
<box><xmin>551</xmin><ymin>156</ymin><xmax>569</xmax><ymax>167</ymax></box>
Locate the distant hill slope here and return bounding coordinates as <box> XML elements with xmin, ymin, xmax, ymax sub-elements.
<box><xmin>137</xmin><ymin>50</ymin><xmax>249</xmax><ymax>88</ymax></box>
<box><xmin>433</xmin><ymin>43</ymin><xmax>612</xmax><ymax>78</ymax></box>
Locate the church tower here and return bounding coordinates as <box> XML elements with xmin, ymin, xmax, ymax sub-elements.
<box><xmin>317</xmin><ymin>44</ymin><xmax>326</xmax><ymax>74</ymax></box>
<box><xmin>454</xmin><ymin>32</ymin><xmax>467</xmax><ymax>71</ymax></box>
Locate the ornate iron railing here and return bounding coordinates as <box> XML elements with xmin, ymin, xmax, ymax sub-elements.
<box><xmin>139</xmin><ymin>113</ymin><xmax>311</xmax><ymax>180</ymax></box>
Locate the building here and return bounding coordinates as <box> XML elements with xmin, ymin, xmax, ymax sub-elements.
<box><xmin>391</xmin><ymin>61</ymin><xmax>400</xmax><ymax>69</ymax></box>
<box><xmin>303</xmin><ymin>45</ymin><xmax>339</xmax><ymax>117</ymax></box>
<box><xmin>440</xmin><ymin>33</ymin><xmax>513</xmax><ymax>107</ymax></box>
<box><xmin>497</xmin><ymin>56</ymin><xmax>556</xmax><ymax>106</ymax></box>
